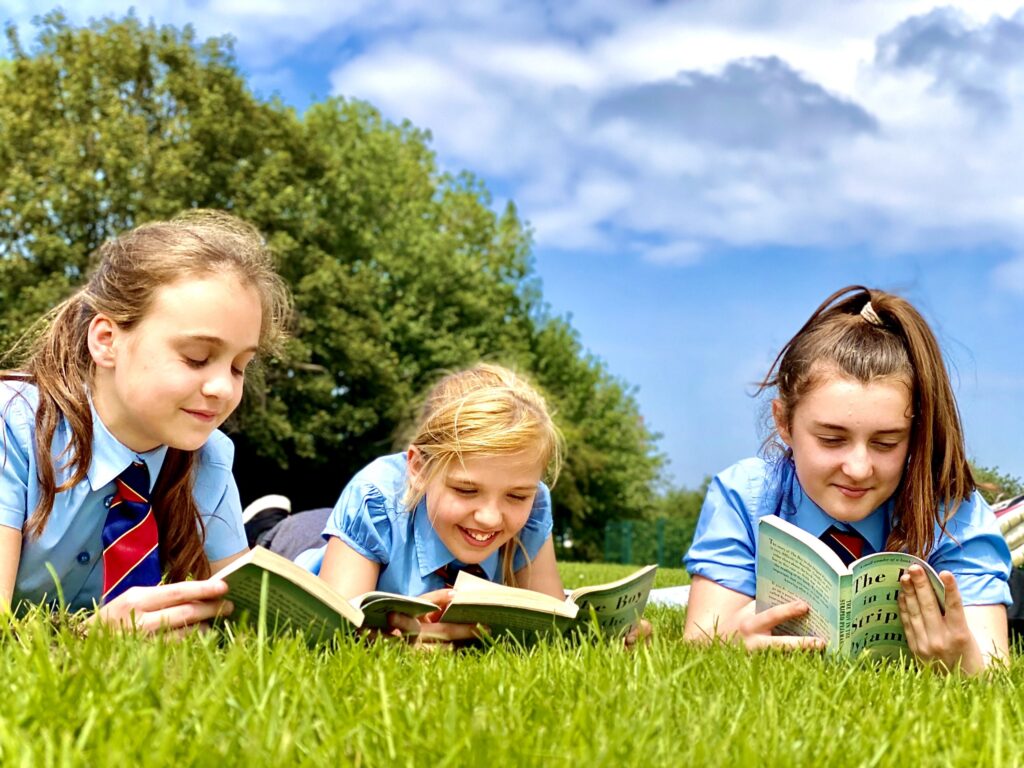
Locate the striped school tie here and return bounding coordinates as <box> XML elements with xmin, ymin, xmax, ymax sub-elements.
<box><xmin>820</xmin><ymin>524</ymin><xmax>871</xmax><ymax>567</ymax></box>
<box><xmin>436</xmin><ymin>562</ymin><xmax>488</xmax><ymax>588</ymax></box>
<box><xmin>101</xmin><ymin>461</ymin><xmax>162</xmax><ymax>603</ymax></box>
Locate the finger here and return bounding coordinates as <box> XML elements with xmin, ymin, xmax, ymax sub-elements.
<box><xmin>898</xmin><ymin>591</ymin><xmax>920</xmax><ymax>654</ymax></box>
<box><xmin>416</xmin><ymin>621</ymin><xmax>487</xmax><ymax>643</ymax></box>
<box><xmin>138</xmin><ymin>599</ymin><xmax>234</xmax><ymax>632</ymax></box>
<box><xmin>907</xmin><ymin>565</ymin><xmax>943</xmax><ymax>624</ymax></box>
<box><xmin>112</xmin><ymin>579</ymin><xmax>231</xmax><ymax>615</ymax></box>
<box><xmin>386</xmin><ymin>612</ymin><xmax>420</xmax><ymax>636</ymax></box>
<box><xmin>623</xmin><ymin>620</ymin><xmax>653</xmax><ymax>650</ymax></box>
<box><xmin>899</xmin><ymin>573</ymin><xmax>928</xmax><ymax>641</ymax></box>
<box><xmin>749</xmin><ymin>600</ymin><xmax>809</xmax><ymax>633</ymax></box>
<box><xmin>938</xmin><ymin>571</ymin><xmax>969</xmax><ymax>629</ymax></box>
<box><xmin>746</xmin><ymin>634</ymin><xmax>827</xmax><ymax>652</ymax></box>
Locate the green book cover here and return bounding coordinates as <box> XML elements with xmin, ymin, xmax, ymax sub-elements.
<box><xmin>756</xmin><ymin>516</ymin><xmax>944</xmax><ymax>658</ymax></box>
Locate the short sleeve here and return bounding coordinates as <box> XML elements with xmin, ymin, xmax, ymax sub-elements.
<box><xmin>323</xmin><ymin>482</ymin><xmax>394</xmax><ymax>565</ymax></box>
<box><xmin>683</xmin><ymin>461</ymin><xmax>763</xmax><ymax>597</ymax></box>
<box><xmin>0</xmin><ymin>392</ymin><xmax>34</xmax><ymax>530</ymax></box>
<box><xmin>193</xmin><ymin>432</ymin><xmax>247</xmax><ymax>562</ymax></box>
<box><xmin>929</xmin><ymin>492</ymin><xmax>1012</xmax><ymax>606</ymax></box>
<box><xmin>514</xmin><ymin>482</ymin><xmax>554</xmax><ymax>569</ymax></box>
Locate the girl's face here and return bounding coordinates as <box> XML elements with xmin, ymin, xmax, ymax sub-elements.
<box><xmin>409</xmin><ymin>448</ymin><xmax>546</xmax><ymax>565</ymax></box>
<box><xmin>773</xmin><ymin>371</ymin><xmax>912</xmax><ymax>523</ymax></box>
<box><xmin>89</xmin><ymin>272</ymin><xmax>262</xmax><ymax>453</ymax></box>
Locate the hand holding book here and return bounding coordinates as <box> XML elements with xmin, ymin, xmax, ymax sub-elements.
<box><xmin>898</xmin><ymin>565</ymin><xmax>988</xmax><ymax>675</ymax></box>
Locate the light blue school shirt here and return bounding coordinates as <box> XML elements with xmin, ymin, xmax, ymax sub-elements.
<box><xmin>684</xmin><ymin>456</ymin><xmax>1012</xmax><ymax>606</ymax></box>
<box><xmin>294</xmin><ymin>452</ymin><xmax>554</xmax><ymax>595</ymax></box>
<box><xmin>0</xmin><ymin>381</ymin><xmax>248</xmax><ymax>611</ymax></box>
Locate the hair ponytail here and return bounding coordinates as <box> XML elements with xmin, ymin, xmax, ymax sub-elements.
<box><xmin>758</xmin><ymin>285</ymin><xmax>973</xmax><ymax>558</ymax></box>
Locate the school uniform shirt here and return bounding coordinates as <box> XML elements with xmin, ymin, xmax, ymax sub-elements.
<box><xmin>0</xmin><ymin>381</ymin><xmax>247</xmax><ymax>611</ymax></box>
<box><xmin>684</xmin><ymin>456</ymin><xmax>1012</xmax><ymax>606</ymax></box>
<box><xmin>294</xmin><ymin>452</ymin><xmax>554</xmax><ymax>595</ymax></box>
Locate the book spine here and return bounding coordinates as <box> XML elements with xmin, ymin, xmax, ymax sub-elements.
<box><xmin>837</xmin><ymin>574</ymin><xmax>853</xmax><ymax>654</ymax></box>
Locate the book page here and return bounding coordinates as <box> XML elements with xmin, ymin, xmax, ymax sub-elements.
<box><xmin>353</xmin><ymin>593</ymin><xmax>439</xmax><ymax>630</ymax></box>
<box><xmin>848</xmin><ymin>553</ymin><xmax>945</xmax><ymax>659</ymax></box>
<box><xmin>440</xmin><ymin>571</ymin><xmax>578</xmax><ymax>641</ymax></box>
<box><xmin>756</xmin><ymin>519</ymin><xmax>842</xmax><ymax>644</ymax></box>
<box><xmin>222</xmin><ymin>566</ymin><xmax>359</xmax><ymax>640</ymax></box>
<box><xmin>441</xmin><ymin>602</ymin><xmax>578</xmax><ymax>638</ymax></box>
<box><xmin>570</xmin><ymin>565</ymin><xmax>657</xmax><ymax>635</ymax></box>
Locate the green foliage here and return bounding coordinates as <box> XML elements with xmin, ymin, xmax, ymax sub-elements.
<box><xmin>0</xmin><ymin>12</ymin><xmax>664</xmax><ymax>551</ymax></box>
<box><xmin>4</xmin><ymin>562</ymin><xmax>1024</xmax><ymax>767</ymax></box>
<box><xmin>972</xmin><ymin>461</ymin><xmax>1024</xmax><ymax>505</ymax></box>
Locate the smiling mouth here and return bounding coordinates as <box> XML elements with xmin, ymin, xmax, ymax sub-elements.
<box><xmin>459</xmin><ymin>526</ymin><xmax>501</xmax><ymax>546</ymax></box>
<box><xmin>184</xmin><ymin>409</ymin><xmax>218</xmax><ymax>422</ymax></box>
<box><xmin>835</xmin><ymin>485</ymin><xmax>870</xmax><ymax>497</ymax></box>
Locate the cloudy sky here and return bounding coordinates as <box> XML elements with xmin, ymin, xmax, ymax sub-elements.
<box><xmin>4</xmin><ymin>1</ymin><xmax>1024</xmax><ymax>488</ymax></box>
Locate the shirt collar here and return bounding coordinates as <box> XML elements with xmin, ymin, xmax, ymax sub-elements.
<box><xmin>412</xmin><ymin>497</ymin><xmax>500</xmax><ymax>580</ymax></box>
<box><xmin>86</xmin><ymin>401</ymin><xmax>168</xmax><ymax>492</ymax></box>
<box><xmin>783</xmin><ymin>476</ymin><xmax>890</xmax><ymax>553</ymax></box>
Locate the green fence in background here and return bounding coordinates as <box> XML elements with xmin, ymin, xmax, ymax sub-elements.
<box><xmin>603</xmin><ymin>518</ymin><xmax>697</xmax><ymax>566</ymax></box>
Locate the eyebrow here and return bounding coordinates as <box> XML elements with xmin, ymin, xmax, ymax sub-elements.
<box><xmin>813</xmin><ymin>422</ymin><xmax>910</xmax><ymax>435</ymax></box>
<box><xmin>175</xmin><ymin>334</ymin><xmax>259</xmax><ymax>354</ymax></box>
<box><xmin>447</xmin><ymin>476</ymin><xmax>538</xmax><ymax>493</ymax></box>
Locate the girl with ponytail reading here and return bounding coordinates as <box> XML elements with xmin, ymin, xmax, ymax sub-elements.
<box><xmin>684</xmin><ymin>286</ymin><xmax>1010</xmax><ymax>674</ymax></box>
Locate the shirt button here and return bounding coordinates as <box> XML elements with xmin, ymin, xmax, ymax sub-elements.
<box><xmin>76</xmin><ymin>551</ymin><xmax>91</xmax><ymax>564</ymax></box>
<box><xmin>104</xmin><ymin>495</ymin><xmax>114</xmax><ymax>508</ymax></box>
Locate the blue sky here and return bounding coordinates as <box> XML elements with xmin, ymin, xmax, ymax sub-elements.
<box><xmin>4</xmin><ymin>1</ymin><xmax>1024</xmax><ymax>488</ymax></box>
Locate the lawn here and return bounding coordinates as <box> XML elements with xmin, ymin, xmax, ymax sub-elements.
<box><xmin>2</xmin><ymin>562</ymin><xmax>1021</xmax><ymax>767</ymax></box>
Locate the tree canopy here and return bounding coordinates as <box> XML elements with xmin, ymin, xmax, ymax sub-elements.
<box><xmin>0</xmin><ymin>12</ymin><xmax>667</xmax><ymax>558</ymax></box>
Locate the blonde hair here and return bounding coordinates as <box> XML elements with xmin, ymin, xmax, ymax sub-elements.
<box><xmin>3</xmin><ymin>210</ymin><xmax>292</xmax><ymax>582</ymax></box>
<box><xmin>403</xmin><ymin>363</ymin><xmax>563</xmax><ymax>585</ymax></box>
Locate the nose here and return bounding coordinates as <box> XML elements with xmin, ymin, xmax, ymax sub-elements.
<box><xmin>841</xmin><ymin>443</ymin><xmax>873</xmax><ymax>482</ymax></box>
<box><xmin>201</xmin><ymin>368</ymin><xmax>235</xmax><ymax>401</ymax></box>
<box><xmin>473</xmin><ymin>498</ymin><xmax>502</xmax><ymax>529</ymax></box>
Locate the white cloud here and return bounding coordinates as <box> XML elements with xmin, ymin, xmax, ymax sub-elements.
<box><xmin>10</xmin><ymin>0</ymin><xmax>1024</xmax><ymax>279</ymax></box>
<box><xmin>992</xmin><ymin>256</ymin><xmax>1024</xmax><ymax>295</ymax></box>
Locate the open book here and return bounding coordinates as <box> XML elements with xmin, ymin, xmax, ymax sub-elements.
<box><xmin>755</xmin><ymin>515</ymin><xmax>945</xmax><ymax>659</ymax></box>
<box><xmin>439</xmin><ymin>564</ymin><xmax>657</xmax><ymax>641</ymax></box>
<box><xmin>211</xmin><ymin>547</ymin><xmax>437</xmax><ymax>639</ymax></box>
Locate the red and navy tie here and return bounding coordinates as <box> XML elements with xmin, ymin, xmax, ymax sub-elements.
<box><xmin>101</xmin><ymin>461</ymin><xmax>162</xmax><ymax>603</ymax></box>
<box><xmin>820</xmin><ymin>525</ymin><xmax>871</xmax><ymax>567</ymax></box>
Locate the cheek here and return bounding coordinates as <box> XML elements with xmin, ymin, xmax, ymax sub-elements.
<box><xmin>503</xmin><ymin>503</ymin><xmax>533</xmax><ymax>533</ymax></box>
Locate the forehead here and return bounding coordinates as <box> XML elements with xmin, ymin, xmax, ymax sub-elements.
<box><xmin>136</xmin><ymin>273</ymin><xmax>262</xmax><ymax>348</ymax></box>
<box><xmin>795</xmin><ymin>373</ymin><xmax>912</xmax><ymax>428</ymax></box>
<box><xmin>444</xmin><ymin>452</ymin><xmax>546</xmax><ymax>483</ymax></box>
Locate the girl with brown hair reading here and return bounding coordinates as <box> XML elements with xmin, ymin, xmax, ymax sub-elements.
<box><xmin>684</xmin><ymin>285</ymin><xmax>1010</xmax><ymax>674</ymax></box>
<box><xmin>0</xmin><ymin>210</ymin><xmax>290</xmax><ymax>633</ymax></box>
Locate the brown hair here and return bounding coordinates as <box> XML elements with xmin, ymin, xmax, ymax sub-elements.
<box><xmin>403</xmin><ymin>363</ymin><xmax>563</xmax><ymax>586</ymax></box>
<box><xmin>3</xmin><ymin>210</ymin><xmax>291</xmax><ymax>582</ymax></box>
<box><xmin>757</xmin><ymin>285</ymin><xmax>973</xmax><ymax>559</ymax></box>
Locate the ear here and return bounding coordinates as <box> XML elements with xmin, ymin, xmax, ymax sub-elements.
<box><xmin>87</xmin><ymin>314</ymin><xmax>119</xmax><ymax>369</ymax></box>
<box><xmin>406</xmin><ymin>445</ymin><xmax>424</xmax><ymax>486</ymax></box>
<box><xmin>772</xmin><ymin>399</ymin><xmax>793</xmax><ymax>446</ymax></box>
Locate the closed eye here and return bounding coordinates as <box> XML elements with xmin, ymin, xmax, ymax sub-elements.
<box><xmin>872</xmin><ymin>441</ymin><xmax>901</xmax><ymax>451</ymax></box>
<box><xmin>451</xmin><ymin>487</ymin><xmax>477</xmax><ymax>496</ymax></box>
<box><xmin>184</xmin><ymin>357</ymin><xmax>208</xmax><ymax>369</ymax></box>
<box><xmin>817</xmin><ymin>436</ymin><xmax>844</xmax><ymax>446</ymax></box>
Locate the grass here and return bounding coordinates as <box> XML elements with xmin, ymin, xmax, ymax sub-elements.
<box><xmin>2</xmin><ymin>563</ymin><xmax>1023</xmax><ymax>767</ymax></box>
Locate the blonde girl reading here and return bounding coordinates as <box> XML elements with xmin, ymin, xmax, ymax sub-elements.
<box><xmin>291</xmin><ymin>363</ymin><xmax>569</xmax><ymax>643</ymax></box>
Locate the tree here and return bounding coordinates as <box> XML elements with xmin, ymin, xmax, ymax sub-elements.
<box><xmin>971</xmin><ymin>462</ymin><xmax>1024</xmax><ymax>505</ymax></box>
<box><xmin>1</xmin><ymin>13</ymin><xmax>666</xmax><ymax>555</ymax></box>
